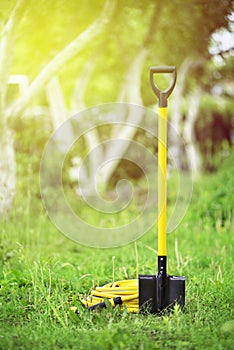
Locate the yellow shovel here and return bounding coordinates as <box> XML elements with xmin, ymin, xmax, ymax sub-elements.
<box><xmin>139</xmin><ymin>66</ymin><xmax>185</xmax><ymax>312</ymax></box>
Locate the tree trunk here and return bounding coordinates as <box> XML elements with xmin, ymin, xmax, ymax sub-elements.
<box><xmin>46</xmin><ymin>76</ymin><xmax>68</xmax><ymax>128</ymax></box>
<box><xmin>71</xmin><ymin>59</ymin><xmax>98</xmax><ymax>113</ymax></box>
<box><xmin>46</xmin><ymin>76</ymin><xmax>74</xmax><ymax>154</ymax></box>
<box><xmin>183</xmin><ymin>87</ymin><xmax>202</xmax><ymax>176</ymax></box>
<box><xmin>97</xmin><ymin>47</ymin><xmax>148</xmax><ymax>186</ymax></box>
<box><xmin>71</xmin><ymin>60</ymin><xmax>101</xmax><ymax>191</ymax></box>
<box><xmin>0</xmin><ymin>0</ymin><xmax>27</xmax><ymax>217</ymax></box>
<box><xmin>169</xmin><ymin>58</ymin><xmax>194</xmax><ymax>170</ymax></box>
<box><xmin>0</xmin><ymin>129</ymin><xmax>16</xmax><ymax>218</ymax></box>
<box><xmin>169</xmin><ymin>58</ymin><xmax>205</xmax><ymax>172</ymax></box>
<box><xmin>0</xmin><ymin>0</ymin><xmax>26</xmax><ymax>115</ymax></box>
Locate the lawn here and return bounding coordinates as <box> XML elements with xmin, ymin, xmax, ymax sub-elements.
<box><xmin>0</xmin><ymin>153</ymin><xmax>233</xmax><ymax>350</ymax></box>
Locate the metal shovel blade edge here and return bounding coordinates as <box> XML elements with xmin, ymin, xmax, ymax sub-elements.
<box><xmin>139</xmin><ymin>274</ymin><xmax>185</xmax><ymax>313</ymax></box>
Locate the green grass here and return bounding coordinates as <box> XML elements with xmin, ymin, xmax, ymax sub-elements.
<box><xmin>0</xmin><ymin>154</ymin><xmax>234</xmax><ymax>350</ymax></box>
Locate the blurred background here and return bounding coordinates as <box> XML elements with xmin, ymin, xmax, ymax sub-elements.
<box><xmin>0</xmin><ymin>0</ymin><xmax>234</xmax><ymax>218</ymax></box>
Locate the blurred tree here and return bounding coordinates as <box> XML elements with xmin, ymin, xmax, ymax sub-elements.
<box><xmin>0</xmin><ymin>0</ymin><xmax>116</xmax><ymax>216</ymax></box>
<box><xmin>0</xmin><ymin>0</ymin><xmax>233</xmax><ymax>215</ymax></box>
<box><xmin>161</xmin><ymin>1</ymin><xmax>234</xmax><ymax>175</ymax></box>
<box><xmin>45</xmin><ymin>0</ymin><xmax>234</xmax><ymax>188</ymax></box>
<box><xmin>65</xmin><ymin>1</ymin><xmax>165</xmax><ymax>195</ymax></box>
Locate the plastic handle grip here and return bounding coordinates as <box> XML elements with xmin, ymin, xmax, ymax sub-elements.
<box><xmin>150</xmin><ymin>66</ymin><xmax>177</xmax><ymax>107</ymax></box>
<box><xmin>150</xmin><ymin>66</ymin><xmax>175</xmax><ymax>74</ymax></box>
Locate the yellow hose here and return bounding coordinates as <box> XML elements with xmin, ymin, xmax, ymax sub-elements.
<box><xmin>81</xmin><ymin>279</ymin><xmax>139</xmax><ymax>313</ymax></box>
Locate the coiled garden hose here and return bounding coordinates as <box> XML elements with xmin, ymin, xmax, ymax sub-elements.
<box><xmin>81</xmin><ymin>279</ymin><xmax>139</xmax><ymax>313</ymax></box>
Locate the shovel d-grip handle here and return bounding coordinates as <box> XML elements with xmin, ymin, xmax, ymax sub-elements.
<box><xmin>150</xmin><ymin>66</ymin><xmax>177</xmax><ymax>107</ymax></box>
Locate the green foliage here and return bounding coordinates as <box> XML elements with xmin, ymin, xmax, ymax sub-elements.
<box><xmin>194</xmin><ymin>151</ymin><xmax>234</xmax><ymax>229</ymax></box>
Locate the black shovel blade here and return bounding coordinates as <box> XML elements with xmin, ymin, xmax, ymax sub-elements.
<box><xmin>139</xmin><ymin>274</ymin><xmax>185</xmax><ymax>313</ymax></box>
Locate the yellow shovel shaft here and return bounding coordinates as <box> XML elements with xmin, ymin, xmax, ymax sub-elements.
<box><xmin>158</xmin><ymin>107</ymin><xmax>167</xmax><ymax>256</ymax></box>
